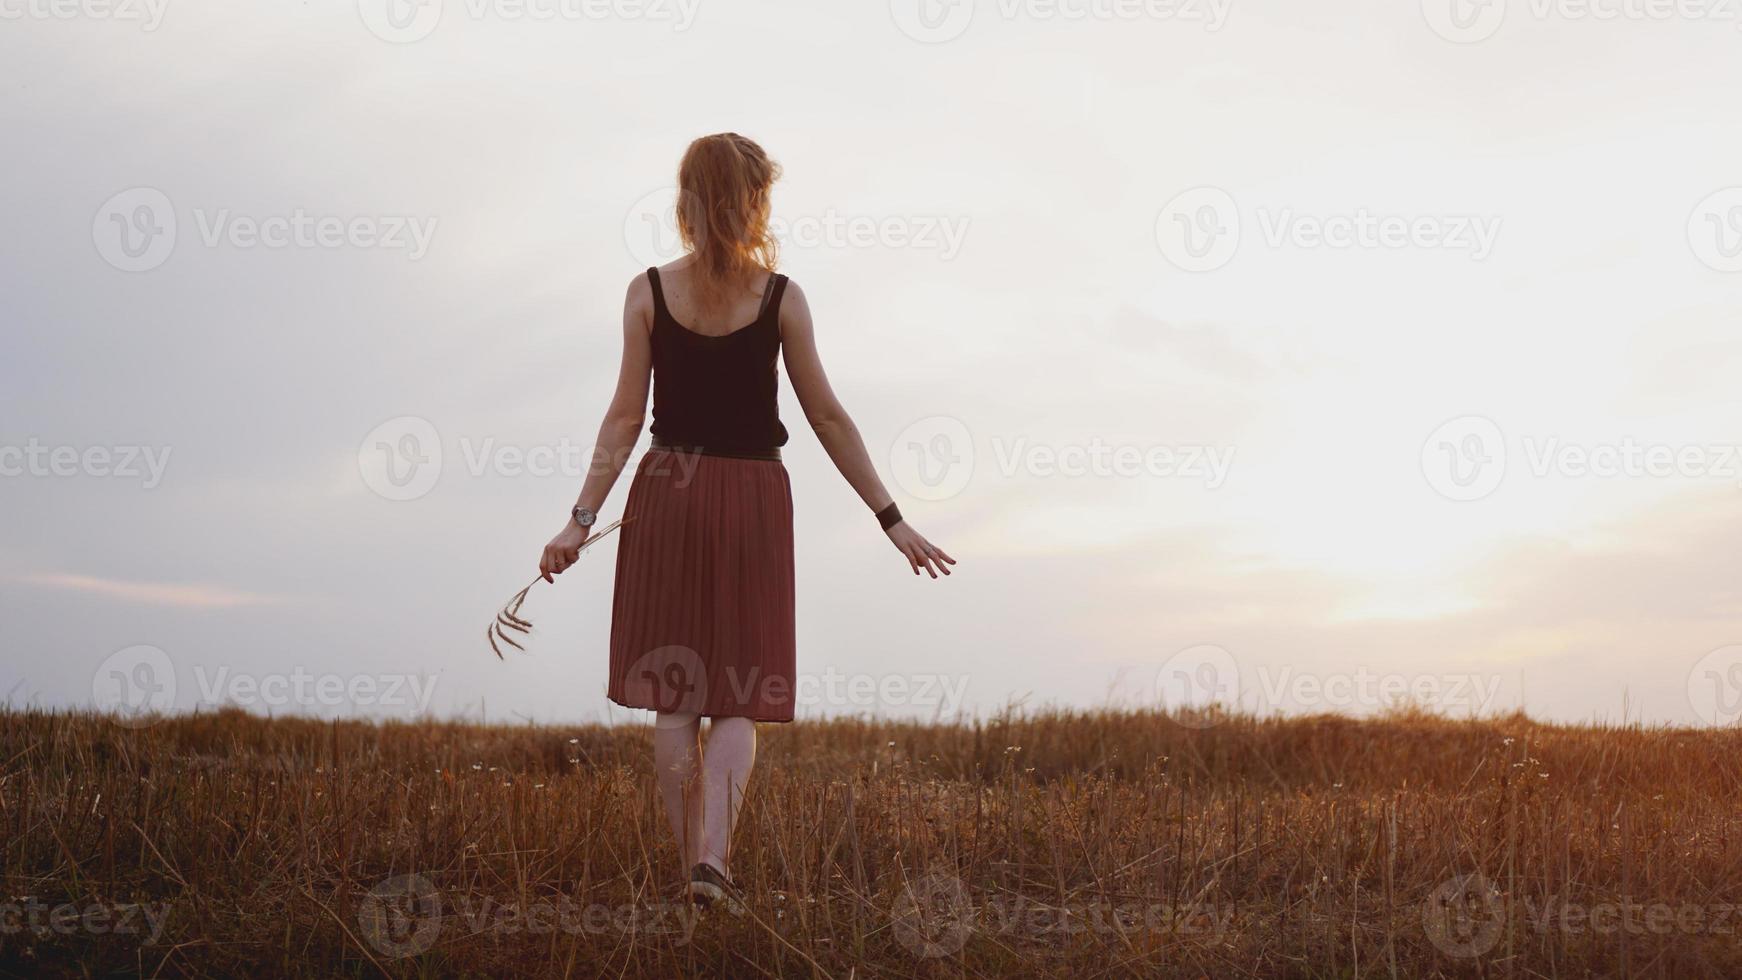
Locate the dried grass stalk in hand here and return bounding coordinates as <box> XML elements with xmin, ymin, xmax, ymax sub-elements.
<box><xmin>488</xmin><ymin>517</ymin><xmax>627</xmax><ymax>659</ymax></box>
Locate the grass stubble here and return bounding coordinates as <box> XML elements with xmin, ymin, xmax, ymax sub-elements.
<box><xmin>2</xmin><ymin>706</ymin><xmax>1740</xmax><ymax>978</ymax></box>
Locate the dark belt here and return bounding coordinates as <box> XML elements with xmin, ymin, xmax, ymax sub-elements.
<box><xmin>650</xmin><ymin>437</ymin><xmax>782</xmax><ymax>461</ymax></box>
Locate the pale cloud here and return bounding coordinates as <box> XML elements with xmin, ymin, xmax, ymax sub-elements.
<box><xmin>17</xmin><ymin>574</ymin><xmax>293</xmax><ymax>610</ymax></box>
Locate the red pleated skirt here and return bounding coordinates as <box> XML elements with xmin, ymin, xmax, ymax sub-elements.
<box><xmin>607</xmin><ymin>448</ymin><xmax>797</xmax><ymax>722</ymax></box>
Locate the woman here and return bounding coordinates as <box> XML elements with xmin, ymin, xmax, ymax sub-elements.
<box><xmin>537</xmin><ymin>133</ymin><xmax>955</xmax><ymax>908</ymax></box>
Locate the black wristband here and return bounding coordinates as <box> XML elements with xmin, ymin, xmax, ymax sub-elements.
<box><xmin>875</xmin><ymin>502</ymin><xmax>902</xmax><ymax>530</ymax></box>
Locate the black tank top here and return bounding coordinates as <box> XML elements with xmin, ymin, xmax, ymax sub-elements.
<box><xmin>646</xmin><ymin>266</ymin><xmax>790</xmax><ymax>452</ymax></box>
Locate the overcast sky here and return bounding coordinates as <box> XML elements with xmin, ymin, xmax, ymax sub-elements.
<box><xmin>4</xmin><ymin>0</ymin><xmax>1742</xmax><ymax>727</ymax></box>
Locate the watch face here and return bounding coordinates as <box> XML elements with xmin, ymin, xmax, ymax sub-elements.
<box><xmin>573</xmin><ymin>507</ymin><xmax>596</xmax><ymax>527</ymax></box>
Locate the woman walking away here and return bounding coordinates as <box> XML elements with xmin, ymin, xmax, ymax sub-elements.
<box><xmin>537</xmin><ymin>132</ymin><xmax>956</xmax><ymax>909</ymax></box>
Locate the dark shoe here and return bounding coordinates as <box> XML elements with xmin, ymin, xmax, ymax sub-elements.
<box><xmin>687</xmin><ymin>863</ymin><xmax>744</xmax><ymax>915</ymax></box>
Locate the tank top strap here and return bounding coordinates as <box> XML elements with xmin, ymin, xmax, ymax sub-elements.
<box><xmin>646</xmin><ymin>267</ymin><xmax>669</xmax><ymax>322</ymax></box>
<box><xmin>760</xmin><ymin>273</ymin><xmax>789</xmax><ymax>328</ymax></box>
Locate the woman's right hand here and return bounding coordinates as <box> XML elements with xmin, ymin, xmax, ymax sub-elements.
<box><xmin>539</xmin><ymin>521</ymin><xmax>592</xmax><ymax>583</ymax></box>
<box><xmin>886</xmin><ymin>522</ymin><xmax>955</xmax><ymax>579</ymax></box>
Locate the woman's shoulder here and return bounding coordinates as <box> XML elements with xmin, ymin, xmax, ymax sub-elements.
<box><xmin>625</xmin><ymin>268</ymin><xmax>657</xmax><ymax>303</ymax></box>
<box><xmin>769</xmin><ymin>270</ymin><xmax>802</xmax><ymax>301</ymax></box>
<box><xmin>771</xmin><ymin>274</ymin><xmax>811</xmax><ymax>338</ymax></box>
<box><xmin>623</xmin><ymin>269</ymin><xmax>659</xmax><ymax>335</ymax></box>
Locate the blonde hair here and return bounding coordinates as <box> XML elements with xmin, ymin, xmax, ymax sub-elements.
<box><xmin>675</xmin><ymin>133</ymin><xmax>781</xmax><ymax>311</ymax></box>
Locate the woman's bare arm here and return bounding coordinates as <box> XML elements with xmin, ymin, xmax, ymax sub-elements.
<box><xmin>780</xmin><ymin>280</ymin><xmax>955</xmax><ymax>578</ymax></box>
<box><xmin>539</xmin><ymin>276</ymin><xmax>653</xmax><ymax>582</ymax></box>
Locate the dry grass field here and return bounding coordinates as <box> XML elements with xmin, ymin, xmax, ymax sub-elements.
<box><xmin>3</xmin><ymin>706</ymin><xmax>1741</xmax><ymax>978</ymax></box>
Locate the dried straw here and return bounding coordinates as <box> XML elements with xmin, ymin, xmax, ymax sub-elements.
<box><xmin>488</xmin><ymin>517</ymin><xmax>627</xmax><ymax>659</ymax></box>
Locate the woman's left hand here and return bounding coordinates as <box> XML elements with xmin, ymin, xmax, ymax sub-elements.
<box><xmin>539</xmin><ymin>520</ymin><xmax>592</xmax><ymax>584</ymax></box>
<box><xmin>885</xmin><ymin>522</ymin><xmax>955</xmax><ymax>579</ymax></box>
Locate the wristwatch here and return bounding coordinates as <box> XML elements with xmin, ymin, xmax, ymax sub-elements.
<box><xmin>571</xmin><ymin>505</ymin><xmax>598</xmax><ymax>529</ymax></box>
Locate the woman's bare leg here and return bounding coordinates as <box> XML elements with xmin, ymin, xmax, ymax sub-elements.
<box><xmin>697</xmin><ymin>716</ymin><xmax>756</xmax><ymax>876</ymax></box>
<box><xmin>652</xmin><ymin>711</ymin><xmax>703</xmax><ymax>867</ymax></box>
